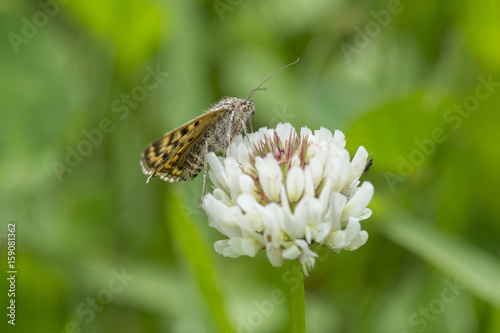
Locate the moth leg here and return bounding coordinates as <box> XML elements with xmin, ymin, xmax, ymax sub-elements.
<box><xmin>227</xmin><ymin>110</ymin><xmax>235</xmax><ymax>145</ymax></box>
<box><xmin>248</xmin><ymin>118</ymin><xmax>253</xmax><ymax>133</ymax></box>
<box><xmin>199</xmin><ymin>141</ymin><xmax>209</xmax><ymax>213</ymax></box>
<box><xmin>242</xmin><ymin>119</ymin><xmax>249</xmax><ymax>137</ymax></box>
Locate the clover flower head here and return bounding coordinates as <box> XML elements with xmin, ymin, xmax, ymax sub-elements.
<box><xmin>202</xmin><ymin>123</ymin><xmax>374</xmax><ymax>275</ymax></box>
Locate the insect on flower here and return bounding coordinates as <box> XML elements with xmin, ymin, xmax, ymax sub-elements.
<box><xmin>364</xmin><ymin>155</ymin><xmax>373</xmax><ymax>173</ymax></box>
<box><xmin>140</xmin><ymin>58</ymin><xmax>300</xmax><ymax>210</ymax></box>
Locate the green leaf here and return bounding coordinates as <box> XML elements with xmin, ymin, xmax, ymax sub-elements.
<box><xmin>67</xmin><ymin>0</ymin><xmax>163</xmax><ymax>73</ymax></box>
<box><xmin>378</xmin><ymin>201</ymin><xmax>500</xmax><ymax>308</ymax></box>
<box><xmin>346</xmin><ymin>91</ymin><xmax>454</xmax><ymax>174</ymax></box>
<box><xmin>167</xmin><ymin>194</ymin><xmax>234</xmax><ymax>333</ymax></box>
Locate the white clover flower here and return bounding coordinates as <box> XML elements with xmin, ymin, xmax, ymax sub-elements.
<box><xmin>202</xmin><ymin>123</ymin><xmax>374</xmax><ymax>275</ymax></box>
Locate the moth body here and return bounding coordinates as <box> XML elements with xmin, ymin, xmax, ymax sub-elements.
<box><xmin>140</xmin><ymin>97</ymin><xmax>255</xmax><ymax>183</ymax></box>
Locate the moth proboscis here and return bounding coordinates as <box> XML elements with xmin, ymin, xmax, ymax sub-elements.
<box><xmin>140</xmin><ymin>58</ymin><xmax>300</xmax><ymax>212</ymax></box>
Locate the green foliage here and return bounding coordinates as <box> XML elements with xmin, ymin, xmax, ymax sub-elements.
<box><xmin>1</xmin><ymin>0</ymin><xmax>499</xmax><ymax>332</ymax></box>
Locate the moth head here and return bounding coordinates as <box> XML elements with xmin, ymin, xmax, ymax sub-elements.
<box><xmin>239</xmin><ymin>99</ymin><xmax>255</xmax><ymax>116</ymax></box>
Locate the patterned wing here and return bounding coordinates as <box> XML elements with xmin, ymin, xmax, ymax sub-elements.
<box><xmin>140</xmin><ymin>109</ymin><xmax>226</xmax><ymax>183</ymax></box>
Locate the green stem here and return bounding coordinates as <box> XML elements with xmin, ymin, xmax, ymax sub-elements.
<box><xmin>289</xmin><ymin>259</ymin><xmax>305</xmax><ymax>333</ymax></box>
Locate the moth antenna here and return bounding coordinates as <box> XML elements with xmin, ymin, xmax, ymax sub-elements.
<box><xmin>246</xmin><ymin>57</ymin><xmax>300</xmax><ymax>100</ymax></box>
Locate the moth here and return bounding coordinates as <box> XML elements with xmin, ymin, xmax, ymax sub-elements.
<box><xmin>140</xmin><ymin>58</ymin><xmax>300</xmax><ymax>210</ymax></box>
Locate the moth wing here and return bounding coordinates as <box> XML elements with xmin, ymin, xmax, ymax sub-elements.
<box><xmin>140</xmin><ymin>109</ymin><xmax>227</xmax><ymax>182</ymax></box>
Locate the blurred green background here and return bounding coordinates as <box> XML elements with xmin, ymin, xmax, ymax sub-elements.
<box><xmin>1</xmin><ymin>0</ymin><xmax>500</xmax><ymax>332</ymax></box>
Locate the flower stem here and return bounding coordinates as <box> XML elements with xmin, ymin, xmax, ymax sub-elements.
<box><xmin>289</xmin><ymin>259</ymin><xmax>305</xmax><ymax>333</ymax></box>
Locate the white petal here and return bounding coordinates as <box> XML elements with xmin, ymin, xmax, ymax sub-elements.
<box><xmin>324</xmin><ymin>217</ymin><xmax>367</xmax><ymax>253</ymax></box>
<box><xmin>344</xmin><ymin>217</ymin><xmax>362</xmax><ymax>241</ymax></box>
<box><xmin>239</xmin><ymin>238</ymin><xmax>264</xmax><ymax>256</ymax></box>
<box><xmin>237</xmin><ymin>193</ymin><xmax>261</xmax><ymax>215</ymax></box>
<box><xmin>203</xmin><ymin>194</ymin><xmax>236</xmax><ymax>227</ymax></box>
<box><xmin>324</xmin><ymin>230</ymin><xmax>347</xmax><ymax>251</ymax></box>
<box><xmin>239</xmin><ymin>174</ymin><xmax>255</xmax><ymax>195</ymax></box>
<box><xmin>241</xmin><ymin>162</ymin><xmax>255</xmax><ymax>176</ymax></box>
<box><xmin>266</xmin><ymin>244</ymin><xmax>284</xmax><ymax>267</ymax></box>
<box><xmin>261</xmin><ymin>203</ymin><xmax>286</xmax><ymax>248</ymax></box>
<box><xmin>214</xmin><ymin>240</ymin><xmax>235</xmax><ymax>256</ymax></box>
<box><xmin>233</xmin><ymin>134</ymin><xmax>244</xmax><ymax>145</ymax></box>
<box><xmin>332</xmin><ymin>129</ymin><xmax>346</xmax><ymax>148</ymax></box>
<box><xmin>275</xmin><ymin>123</ymin><xmax>296</xmax><ymax>145</ymax></box>
<box><xmin>295</xmin><ymin>239</ymin><xmax>318</xmax><ymax>276</ymax></box>
<box><xmin>328</xmin><ymin>192</ymin><xmax>347</xmax><ymax>231</ymax></box>
<box><xmin>237</xmin><ymin>140</ymin><xmax>251</xmax><ymax>164</ymax></box>
<box><xmin>324</xmin><ymin>157</ymin><xmax>340</xmax><ymax>191</ymax></box>
<box><xmin>286</xmin><ymin>166</ymin><xmax>305</xmax><ymax>202</ymax></box>
<box><xmin>240</xmin><ymin>212</ymin><xmax>265</xmax><ymax>234</ymax></box>
<box><xmin>358</xmin><ymin>208</ymin><xmax>372</xmax><ymax>220</ymax></box>
<box><xmin>310</xmin><ymin>142</ymin><xmax>327</xmax><ymax>164</ymax></box>
<box><xmin>256</xmin><ymin>154</ymin><xmax>282</xmax><ymax>202</ymax></box>
<box><xmin>211</xmin><ymin>188</ymin><xmax>235</xmax><ymax>208</ymax></box>
<box><xmin>314</xmin><ymin>127</ymin><xmax>333</xmax><ymax>143</ymax></box>
<box><xmin>225</xmin><ymin>157</ymin><xmax>244</xmax><ymax>199</ymax></box>
<box><xmin>327</xmin><ymin>150</ymin><xmax>351</xmax><ymax>192</ymax></box>
<box><xmin>300</xmin><ymin>126</ymin><xmax>312</xmax><ymax>138</ymax></box>
<box><xmin>214</xmin><ymin>238</ymin><xmax>263</xmax><ymax>258</ymax></box>
<box><xmin>346</xmin><ymin>146</ymin><xmax>368</xmax><ymax>186</ymax></box>
<box><xmin>290</xmin><ymin>198</ymin><xmax>308</xmax><ymax>239</ymax></box>
<box><xmin>280</xmin><ymin>185</ymin><xmax>294</xmax><ymax>235</ymax></box>
<box><xmin>345</xmin><ymin>230</ymin><xmax>369</xmax><ymax>250</ymax></box>
<box><xmin>247</xmin><ymin>128</ymin><xmax>267</xmax><ymax>146</ymax></box>
<box><xmin>318</xmin><ymin>177</ymin><xmax>332</xmax><ymax>214</ymax></box>
<box><xmin>207</xmin><ymin>153</ymin><xmax>229</xmax><ymax>193</ymax></box>
<box><xmin>292</xmin><ymin>197</ymin><xmax>326</xmax><ymax>243</ymax></box>
<box><xmin>341</xmin><ymin>181</ymin><xmax>374</xmax><ymax>221</ymax></box>
<box><xmin>304</xmin><ymin>143</ymin><xmax>317</xmax><ymax>162</ymax></box>
<box><xmin>310</xmin><ymin>217</ymin><xmax>330</xmax><ymax>243</ymax></box>
<box><xmin>203</xmin><ymin>195</ymin><xmax>246</xmax><ymax>238</ymax></box>
<box><xmin>290</xmin><ymin>154</ymin><xmax>301</xmax><ymax>167</ymax></box>
<box><xmin>307</xmin><ymin>157</ymin><xmax>324</xmax><ymax>190</ymax></box>
<box><xmin>303</xmin><ymin>165</ymin><xmax>315</xmax><ymax>198</ymax></box>
<box><xmin>282</xmin><ymin>244</ymin><xmax>301</xmax><ymax>260</ymax></box>
<box><xmin>301</xmin><ymin>256</ymin><xmax>316</xmax><ymax>276</ymax></box>
<box><xmin>227</xmin><ymin>135</ymin><xmax>243</xmax><ymax>158</ymax></box>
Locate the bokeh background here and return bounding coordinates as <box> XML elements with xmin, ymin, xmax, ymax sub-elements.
<box><xmin>1</xmin><ymin>0</ymin><xmax>500</xmax><ymax>332</ymax></box>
